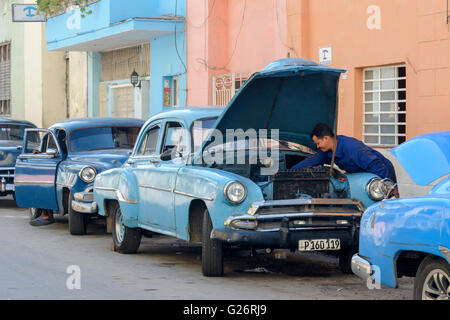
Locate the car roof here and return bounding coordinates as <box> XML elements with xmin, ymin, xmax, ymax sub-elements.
<box><xmin>49</xmin><ymin>117</ymin><xmax>146</xmax><ymax>131</ymax></box>
<box><xmin>145</xmin><ymin>106</ymin><xmax>224</xmax><ymax>127</ymax></box>
<box><xmin>0</xmin><ymin>118</ymin><xmax>37</xmax><ymax>127</ymax></box>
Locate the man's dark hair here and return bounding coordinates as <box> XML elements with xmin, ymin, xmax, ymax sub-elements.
<box><xmin>310</xmin><ymin>123</ymin><xmax>335</xmax><ymax>139</ymax></box>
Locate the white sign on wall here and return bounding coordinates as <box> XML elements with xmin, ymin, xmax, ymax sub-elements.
<box><xmin>12</xmin><ymin>4</ymin><xmax>46</xmax><ymax>22</ymax></box>
<box><xmin>319</xmin><ymin>46</ymin><xmax>332</xmax><ymax>65</ymax></box>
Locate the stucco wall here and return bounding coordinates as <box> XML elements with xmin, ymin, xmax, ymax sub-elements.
<box><xmin>68</xmin><ymin>52</ymin><xmax>88</xmax><ymax>119</ymax></box>
<box><xmin>187</xmin><ymin>0</ymin><xmax>289</xmax><ymax>106</ymax></box>
<box><xmin>0</xmin><ymin>0</ymin><xmax>25</xmax><ymax>121</ymax></box>
<box><xmin>286</xmin><ymin>0</ymin><xmax>450</xmax><ymax>140</ymax></box>
<box><xmin>42</xmin><ymin>26</ymin><xmax>67</xmax><ymax>128</ymax></box>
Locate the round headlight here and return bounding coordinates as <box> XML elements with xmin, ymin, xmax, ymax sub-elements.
<box><xmin>366</xmin><ymin>178</ymin><xmax>395</xmax><ymax>201</ymax></box>
<box><xmin>79</xmin><ymin>166</ymin><xmax>97</xmax><ymax>183</ymax></box>
<box><xmin>224</xmin><ymin>181</ymin><xmax>246</xmax><ymax>204</ymax></box>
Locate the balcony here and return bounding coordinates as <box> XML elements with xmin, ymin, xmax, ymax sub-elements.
<box><xmin>45</xmin><ymin>0</ymin><xmax>185</xmax><ymax>51</ymax></box>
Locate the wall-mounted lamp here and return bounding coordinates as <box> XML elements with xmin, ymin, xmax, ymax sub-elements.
<box><xmin>130</xmin><ymin>69</ymin><xmax>141</xmax><ymax>89</ymax></box>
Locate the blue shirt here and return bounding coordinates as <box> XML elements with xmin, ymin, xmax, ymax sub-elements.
<box><xmin>291</xmin><ymin>135</ymin><xmax>397</xmax><ymax>182</ymax></box>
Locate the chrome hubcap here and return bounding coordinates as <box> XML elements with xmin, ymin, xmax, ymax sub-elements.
<box><xmin>114</xmin><ymin>209</ymin><xmax>124</xmax><ymax>244</ymax></box>
<box><xmin>422</xmin><ymin>269</ymin><xmax>450</xmax><ymax>300</ymax></box>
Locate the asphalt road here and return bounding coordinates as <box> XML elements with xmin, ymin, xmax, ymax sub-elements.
<box><xmin>0</xmin><ymin>197</ymin><xmax>414</xmax><ymax>300</ymax></box>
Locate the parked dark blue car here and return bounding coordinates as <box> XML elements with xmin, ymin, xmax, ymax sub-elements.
<box><xmin>14</xmin><ymin>117</ymin><xmax>144</xmax><ymax>235</ymax></box>
<box><xmin>0</xmin><ymin>118</ymin><xmax>36</xmax><ymax>199</ymax></box>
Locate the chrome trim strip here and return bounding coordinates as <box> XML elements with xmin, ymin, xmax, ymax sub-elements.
<box><xmin>14</xmin><ymin>180</ymin><xmax>54</xmax><ymax>185</ymax></box>
<box><xmin>250</xmin><ymin>198</ymin><xmax>365</xmax><ymax>214</ymax></box>
<box><xmin>71</xmin><ymin>200</ymin><xmax>97</xmax><ymax>214</ymax></box>
<box><xmin>173</xmin><ymin>190</ymin><xmax>214</xmax><ymax>202</ymax></box>
<box><xmin>138</xmin><ymin>184</ymin><xmax>173</xmax><ymax>193</ymax></box>
<box><xmin>94</xmin><ymin>186</ymin><xmax>138</xmax><ymax>204</ymax></box>
<box><xmin>56</xmin><ymin>182</ymin><xmax>75</xmax><ymax>188</ymax></box>
<box><xmin>237</xmin><ymin>212</ymin><xmax>361</xmax><ymax>221</ymax></box>
<box><xmin>439</xmin><ymin>246</ymin><xmax>450</xmax><ymax>261</ymax></box>
<box><xmin>351</xmin><ymin>254</ymin><xmax>373</xmax><ymax>279</ymax></box>
<box><xmin>0</xmin><ymin>167</ymin><xmax>15</xmax><ymax>171</ymax></box>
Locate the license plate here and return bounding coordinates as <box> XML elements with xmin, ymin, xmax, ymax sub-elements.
<box><xmin>298</xmin><ymin>239</ymin><xmax>341</xmax><ymax>251</ymax></box>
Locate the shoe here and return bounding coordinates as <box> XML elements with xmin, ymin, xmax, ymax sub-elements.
<box><xmin>29</xmin><ymin>217</ymin><xmax>55</xmax><ymax>226</ymax></box>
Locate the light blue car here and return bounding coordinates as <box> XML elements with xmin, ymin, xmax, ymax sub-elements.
<box><xmin>93</xmin><ymin>58</ymin><xmax>396</xmax><ymax>276</ymax></box>
<box><xmin>352</xmin><ymin>131</ymin><xmax>450</xmax><ymax>300</ymax></box>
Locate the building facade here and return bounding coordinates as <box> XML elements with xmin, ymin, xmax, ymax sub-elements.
<box><xmin>45</xmin><ymin>0</ymin><xmax>187</xmax><ymax>119</ymax></box>
<box><xmin>0</xmin><ymin>0</ymin><xmax>67</xmax><ymax>127</ymax></box>
<box><xmin>185</xmin><ymin>0</ymin><xmax>450</xmax><ymax>196</ymax></box>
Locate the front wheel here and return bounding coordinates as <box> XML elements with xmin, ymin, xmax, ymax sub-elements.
<box><xmin>414</xmin><ymin>257</ymin><xmax>450</xmax><ymax>300</ymax></box>
<box><xmin>68</xmin><ymin>192</ymin><xmax>88</xmax><ymax>235</ymax></box>
<box><xmin>202</xmin><ymin>210</ymin><xmax>224</xmax><ymax>277</ymax></box>
<box><xmin>111</xmin><ymin>202</ymin><xmax>141</xmax><ymax>254</ymax></box>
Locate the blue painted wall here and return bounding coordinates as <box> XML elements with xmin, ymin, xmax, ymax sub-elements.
<box><xmin>46</xmin><ymin>0</ymin><xmax>186</xmax><ymax>47</ymax></box>
<box><xmin>150</xmin><ymin>31</ymin><xmax>187</xmax><ymax>115</ymax></box>
<box><xmin>45</xmin><ymin>0</ymin><xmax>187</xmax><ymax>118</ymax></box>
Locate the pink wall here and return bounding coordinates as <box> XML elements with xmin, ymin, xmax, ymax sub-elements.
<box><xmin>186</xmin><ymin>0</ymin><xmax>289</xmax><ymax>106</ymax></box>
<box><xmin>187</xmin><ymin>0</ymin><xmax>450</xmax><ymax>140</ymax></box>
<box><xmin>287</xmin><ymin>0</ymin><xmax>450</xmax><ymax>140</ymax></box>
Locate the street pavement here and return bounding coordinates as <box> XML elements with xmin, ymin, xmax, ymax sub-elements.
<box><xmin>0</xmin><ymin>197</ymin><xmax>413</xmax><ymax>300</ymax></box>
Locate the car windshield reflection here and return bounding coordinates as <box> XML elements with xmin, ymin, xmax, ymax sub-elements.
<box><xmin>70</xmin><ymin>126</ymin><xmax>141</xmax><ymax>152</ymax></box>
<box><xmin>0</xmin><ymin>125</ymin><xmax>34</xmax><ymax>142</ymax></box>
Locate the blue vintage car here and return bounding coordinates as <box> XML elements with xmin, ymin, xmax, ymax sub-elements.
<box><xmin>14</xmin><ymin>117</ymin><xmax>145</xmax><ymax>235</ymax></box>
<box><xmin>0</xmin><ymin>118</ymin><xmax>36</xmax><ymax>199</ymax></box>
<box><xmin>93</xmin><ymin>58</ymin><xmax>396</xmax><ymax>276</ymax></box>
<box><xmin>352</xmin><ymin>131</ymin><xmax>450</xmax><ymax>300</ymax></box>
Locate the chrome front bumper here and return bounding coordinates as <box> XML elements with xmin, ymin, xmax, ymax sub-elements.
<box><xmin>351</xmin><ymin>254</ymin><xmax>373</xmax><ymax>279</ymax></box>
<box><xmin>72</xmin><ymin>191</ymin><xmax>98</xmax><ymax>214</ymax></box>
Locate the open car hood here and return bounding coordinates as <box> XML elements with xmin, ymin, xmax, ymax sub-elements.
<box><xmin>389</xmin><ymin>131</ymin><xmax>450</xmax><ymax>186</ymax></box>
<box><xmin>203</xmin><ymin>58</ymin><xmax>346</xmax><ymax>151</ymax></box>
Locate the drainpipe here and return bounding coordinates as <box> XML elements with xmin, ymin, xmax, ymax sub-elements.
<box><xmin>65</xmin><ymin>52</ymin><xmax>70</xmax><ymax>119</ymax></box>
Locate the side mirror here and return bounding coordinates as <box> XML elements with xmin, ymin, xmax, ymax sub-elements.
<box><xmin>160</xmin><ymin>149</ymin><xmax>173</xmax><ymax>161</ymax></box>
<box><xmin>47</xmin><ymin>148</ymin><xmax>59</xmax><ymax>157</ymax></box>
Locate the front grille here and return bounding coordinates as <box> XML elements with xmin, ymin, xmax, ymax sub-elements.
<box><xmin>271</xmin><ymin>167</ymin><xmax>329</xmax><ymax>200</ymax></box>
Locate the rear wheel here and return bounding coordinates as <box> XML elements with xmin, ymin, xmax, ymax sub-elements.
<box><xmin>111</xmin><ymin>202</ymin><xmax>141</xmax><ymax>254</ymax></box>
<box><xmin>68</xmin><ymin>192</ymin><xmax>88</xmax><ymax>235</ymax></box>
<box><xmin>202</xmin><ymin>209</ymin><xmax>224</xmax><ymax>277</ymax></box>
<box><xmin>414</xmin><ymin>257</ymin><xmax>450</xmax><ymax>300</ymax></box>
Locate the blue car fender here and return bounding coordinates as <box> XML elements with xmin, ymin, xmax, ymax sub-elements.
<box><xmin>94</xmin><ymin>167</ymin><xmax>140</xmax><ymax>227</ymax></box>
<box><xmin>174</xmin><ymin>166</ymin><xmax>264</xmax><ymax>241</ymax></box>
<box><xmin>359</xmin><ymin>197</ymin><xmax>448</xmax><ymax>288</ymax></box>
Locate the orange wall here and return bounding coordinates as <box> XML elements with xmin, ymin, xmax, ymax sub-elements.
<box><xmin>187</xmin><ymin>0</ymin><xmax>289</xmax><ymax>106</ymax></box>
<box><xmin>287</xmin><ymin>0</ymin><xmax>450</xmax><ymax>140</ymax></box>
<box><xmin>187</xmin><ymin>0</ymin><xmax>450</xmax><ymax>140</ymax></box>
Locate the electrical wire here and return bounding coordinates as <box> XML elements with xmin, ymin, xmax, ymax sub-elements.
<box><xmin>174</xmin><ymin>0</ymin><xmax>188</xmax><ymax>76</ymax></box>
<box><xmin>274</xmin><ymin>0</ymin><xmax>298</xmax><ymax>57</ymax></box>
<box><xmin>196</xmin><ymin>0</ymin><xmax>247</xmax><ymax>71</ymax></box>
<box><xmin>185</xmin><ymin>0</ymin><xmax>217</xmax><ymax>29</ymax></box>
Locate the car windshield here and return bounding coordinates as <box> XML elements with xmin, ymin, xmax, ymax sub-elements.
<box><xmin>191</xmin><ymin>118</ymin><xmax>218</xmax><ymax>152</ymax></box>
<box><xmin>70</xmin><ymin>126</ymin><xmax>141</xmax><ymax>152</ymax></box>
<box><xmin>0</xmin><ymin>124</ymin><xmax>33</xmax><ymax>142</ymax></box>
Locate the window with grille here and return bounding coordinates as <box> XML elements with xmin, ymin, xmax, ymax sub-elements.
<box><xmin>363</xmin><ymin>65</ymin><xmax>406</xmax><ymax>146</ymax></box>
<box><xmin>213</xmin><ymin>73</ymin><xmax>248</xmax><ymax>106</ymax></box>
<box><xmin>0</xmin><ymin>42</ymin><xmax>11</xmax><ymax>116</ymax></box>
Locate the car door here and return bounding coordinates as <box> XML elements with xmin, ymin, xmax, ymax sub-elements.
<box><xmin>130</xmin><ymin>119</ymin><xmax>188</xmax><ymax>233</ymax></box>
<box><xmin>14</xmin><ymin>129</ymin><xmax>63</xmax><ymax>210</ymax></box>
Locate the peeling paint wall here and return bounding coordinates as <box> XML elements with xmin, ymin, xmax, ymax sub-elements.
<box><xmin>67</xmin><ymin>52</ymin><xmax>88</xmax><ymax>119</ymax></box>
